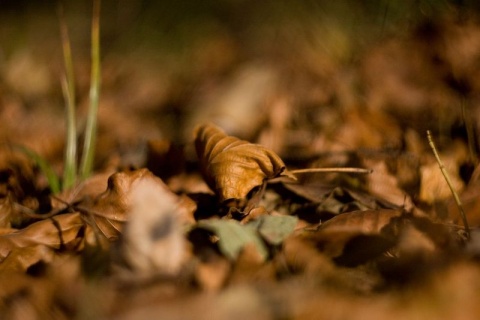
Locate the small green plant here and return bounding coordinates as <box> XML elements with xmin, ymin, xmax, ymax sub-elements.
<box><xmin>80</xmin><ymin>0</ymin><xmax>101</xmax><ymax>180</ymax></box>
<box><xmin>18</xmin><ymin>0</ymin><xmax>101</xmax><ymax>193</ymax></box>
<box><xmin>58</xmin><ymin>2</ymin><xmax>77</xmax><ymax>190</ymax></box>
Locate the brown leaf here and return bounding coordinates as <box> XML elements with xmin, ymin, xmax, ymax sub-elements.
<box><xmin>80</xmin><ymin>168</ymin><xmax>196</xmax><ymax>240</ymax></box>
<box><xmin>419</xmin><ymin>146</ymin><xmax>466</xmax><ymax>205</ymax></box>
<box><xmin>80</xmin><ymin>170</ymin><xmax>143</xmax><ymax>239</ymax></box>
<box><xmin>194</xmin><ymin>255</ymin><xmax>231</xmax><ymax>292</ymax></box>
<box><xmin>0</xmin><ymin>245</ymin><xmax>53</xmax><ymax>273</ymax></box>
<box><xmin>194</xmin><ymin>123</ymin><xmax>295</xmax><ymax>202</ymax></box>
<box><xmin>0</xmin><ymin>213</ymin><xmax>84</xmax><ymax>261</ymax></box>
<box><xmin>310</xmin><ymin>209</ymin><xmax>403</xmax><ymax>261</ymax></box>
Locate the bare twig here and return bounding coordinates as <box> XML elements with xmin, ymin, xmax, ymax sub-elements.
<box><xmin>289</xmin><ymin>167</ymin><xmax>373</xmax><ymax>175</ymax></box>
<box><xmin>427</xmin><ymin>130</ymin><xmax>470</xmax><ymax>238</ymax></box>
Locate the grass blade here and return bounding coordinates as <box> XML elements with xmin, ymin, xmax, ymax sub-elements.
<box><xmin>58</xmin><ymin>3</ymin><xmax>77</xmax><ymax>189</ymax></box>
<box><xmin>15</xmin><ymin>146</ymin><xmax>61</xmax><ymax>194</ymax></box>
<box><xmin>80</xmin><ymin>0</ymin><xmax>101</xmax><ymax>179</ymax></box>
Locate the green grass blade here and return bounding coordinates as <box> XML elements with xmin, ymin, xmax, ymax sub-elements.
<box><xmin>80</xmin><ymin>0</ymin><xmax>101</xmax><ymax>180</ymax></box>
<box><xmin>15</xmin><ymin>146</ymin><xmax>61</xmax><ymax>194</ymax></box>
<box><xmin>58</xmin><ymin>4</ymin><xmax>77</xmax><ymax>189</ymax></box>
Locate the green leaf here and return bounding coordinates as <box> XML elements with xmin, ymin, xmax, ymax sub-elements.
<box><xmin>250</xmin><ymin>215</ymin><xmax>298</xmax><ymax>245</ymax></box>
<box><xmin>197</xmin><ymin>219</ymin><xmax>268</xmax><ymax>261</ymax></box>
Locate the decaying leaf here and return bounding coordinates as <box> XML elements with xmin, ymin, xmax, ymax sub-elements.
<box><xmin>309</xmin><ymin>209</ymin><xmax>404</xmax><ymax>264</ymax></box>
<box><xmin>120</xmin><ymin>176</ymin><xmax>189</xmax><ymax>275</ymax></box>
<box><xmin>194</xmin><ymin>123</ymin><xmax>295</xmax><ymax>202</ymax></box>
<box><xmin>307</xmin><ymin>208</ymin><xmax>458</xmax><ymax>268</ymax></box>
<box><xmin>0</xmin><ymin>245</ymin><xmax>54</xmax><ymax>274</ymax></box>
<box><xmin>79</xmin><ymin>168</ymin><xmax>196</xmax><ymax>240</ymax></box>
<box><xmin>250</xmin><ymin>215</ymin><xmax>299</xmax><ymax>246</ymax></box>
<box><xmin>195</xmin><ymin>214</ymin><xmax>298</xmax><ymax>262</ymax></box>
<box><xmin>197</xmin><ymin>219</ymin><xmax>268</xmax><ymax>261</ymax></box>
<box><xmin>419</xmin><ymin>159</ymin><xmax>465</xmax><ymax>204</ymax></box>
<box><xmin>0</xmin><ymin>213</ymin><xmax>84</xmax><ymax>268</ymax></box>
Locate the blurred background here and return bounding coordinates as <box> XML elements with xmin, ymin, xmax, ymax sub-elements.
<box><xmin>1</xmin><ymin>0</ymin><xmax>480</xmax><ymax>173</ymax></box>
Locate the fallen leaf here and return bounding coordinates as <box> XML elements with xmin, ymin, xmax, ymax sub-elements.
<box><xmin>0</xmin><ymin>213</ymin><xmax>84</xmax><ymax>261</ymax></box>
<box><xmin>196</xmin><ymin>219</ymin><xmax>268</xmax><ymax>261</ymax></box>
<box><xmin>194</xmin><ymin>123</ymin><xmax>295</xmax><ymax>202</ymax></box>
<box><xmin>364</xmin><ymin>159</ymin><xmax>414</xmax><ymax>209</ymax></box>
<box><xmin>0</xmin><ymin>196</ymin><xmax>14</xmax><ymax>229</ymax></box>
<box><xmin>194</xmin><ymin>254</ymin><xmax>231</xmax><ymax>291</ymax></box>
<box><xmin>0</xmin><ymin>272</ymin><xmax>55</xmax><ymax>319</ymax></box>
<box><xmin>229</xmin><ymin>243</ymin><xmax>276</xmax><ymax>285</ymax></box>
<box><xmin>120</xmin><ymin>176</ymin><xmax>189</xmax><ymax>276</ymax></box>
<box><xmin>310</xmin><ymin>209</ymin><xmax>403</xmax><ymax>262</ymax></box>
<box><xmin>319</xmin><ymin>208</ymin><xmax>404</xmax><ymax>234</ymax></box>
<box><xmin>79</xmin><ymin>168</ymin><xmax>195</xmax><ymax>240</ymax></box>
<box><xmin>249</xmin><ymin>215</ymin><xmax>298</xmax><ymax>246</ymax></box>
<box><xmin>0</xmin><ymin>245</ymin><xmax>53</xmax><ymax>274</ymax></box>
<box><xmin>419</xmin><ymin>155</ymin><xmax>465</xmax><ymax>204</ymax></box>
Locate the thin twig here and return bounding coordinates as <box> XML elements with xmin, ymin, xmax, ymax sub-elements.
<box><xmin>290</xmin><ymin>167</ymin><xmax>373</xmax><ymax>175</ymax></box>
<box><xmin>427</xmin><ymin>130</ymin><xmax>470</xmax><ymax>239</ymax></box>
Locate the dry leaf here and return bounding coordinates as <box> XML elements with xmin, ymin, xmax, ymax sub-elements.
<box><xmin>0</xmin><ymin>245</ymin><xmax>54</xmax><ymax>274</ymax></box>
<box><xmin>194</xmin><ymin>123</ymin><xmax>295</xmax><ymax>202</ymax></box>
<box><xmin>79</xmin><ymin>168</ymin><xmax>195</xmax><ymax>240</ymax></box>
<box><xmin>364</xmin><ymin>159</ymin><xmax>414</xmax><ymax>209</ymax></box>
<box><xmin>309</xmin><ymin>208</ymin><xmax>457</xmax><ymax>268</ymax></box>
<box><xmin>0</xmin><ymin>213</ymin><xmax>84</xmax><ymax>261</ymax></box>
<box><xmin>194</xmin><ymin>255</ymin><xmax>231</xmax><ymax>291</ymax></box>
<box><xmin>120</xmin><ymin>177</ymin><xmax>189</xmax><ymax>275</ymax></box>
<box><xmin>311</xmin><ymin>209</ymin><xmax>403</xmax><ymax>262</ymax></box>
<box><xmin>419</xmin><ymin>159</ymin><xmax>465</xmax><ymax>204</ymax></box>
<box><xmin>197</xmin><ymin>219</ymin><xmax>268</xmax><ymax>261</ymax></box>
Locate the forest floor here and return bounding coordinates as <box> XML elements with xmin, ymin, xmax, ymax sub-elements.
<box><xmin>2</xmin><ymin>1</ymin><xmax>480</xmax><ymax>319</ymax></box>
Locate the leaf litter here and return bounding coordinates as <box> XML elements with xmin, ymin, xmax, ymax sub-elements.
<box><xmin>2</xmin><ymin>3</ymin><xmax>480</xmax><ymax>319</ymax></box>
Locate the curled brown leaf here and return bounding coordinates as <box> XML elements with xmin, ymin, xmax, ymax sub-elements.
<box><xmin>194</xmin><ymin>123</ymin><xmax>295</xmax><ymax>202</ymax></box>
<box><xmin>79</xmin><ymin>168</ymin><xmax>195</xmax><ymax>240</ymax></box>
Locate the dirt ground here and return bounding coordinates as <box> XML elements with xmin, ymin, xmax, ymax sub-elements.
<box><xmin>2</xmin><ymin>1</ymin><xmax>480</xmax><ymax>319</ymax></box>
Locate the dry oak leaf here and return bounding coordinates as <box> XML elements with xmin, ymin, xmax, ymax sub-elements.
<box><xmin>80</xmin><ymin>168</ymin><xmax>195</xmax><ymax>240</ymax></box>
<box><xmin>0</xmin><ymin>213</ymin><xmax>85</xmax><ymax>261</ymax></box>
<box><xmin>195</xmin><ymin>123</ymin><xmax>295</xmax><ymax>202</ymax></box>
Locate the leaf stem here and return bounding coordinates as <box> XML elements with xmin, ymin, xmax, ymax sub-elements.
<box><xmin>427</xmin><ymin>130</ymin><xmax>470</xmax><ymax>239</ymax></box>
